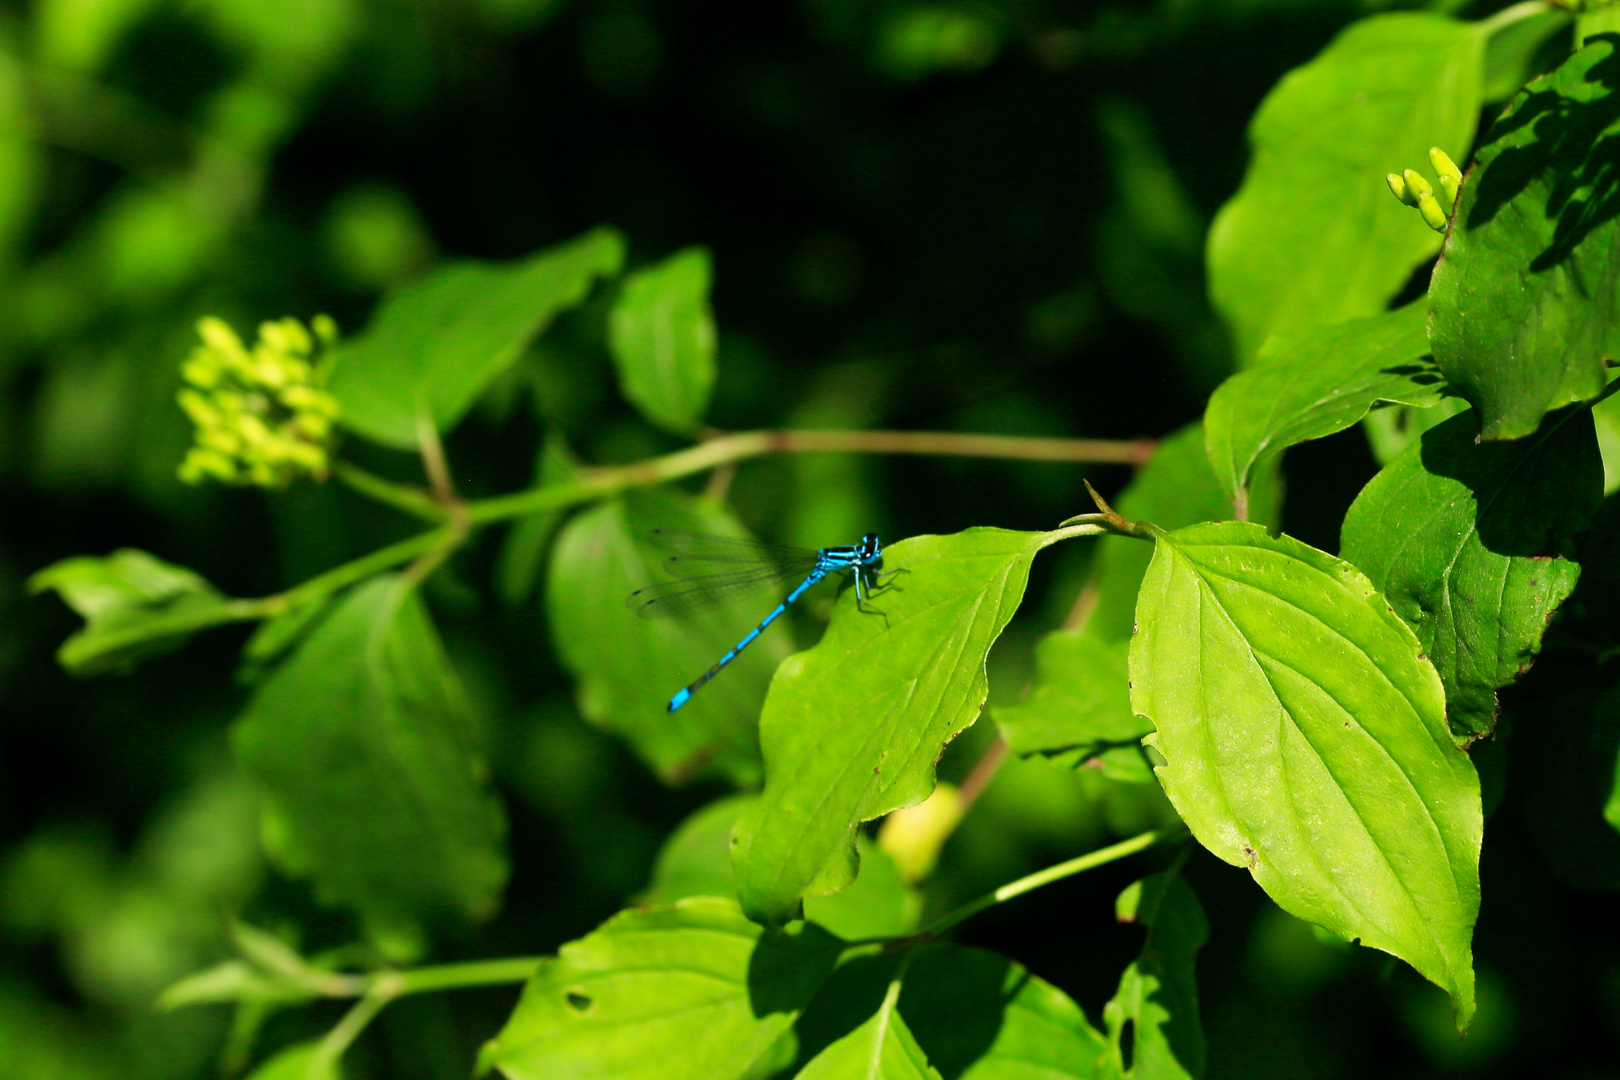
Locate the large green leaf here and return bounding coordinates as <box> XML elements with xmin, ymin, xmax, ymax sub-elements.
<box><xmin>1429</xmin><ymin>36</ymin><xmax>1620</xmax><ymax>441</ymax></box>
<box><xmin>1103</xmin><ymin>871</ymin><xmax>1206</xmax><ymax>1080</ymax></box>
<box><xmin>1088</xmin><ymin>422</ymin><xmax>1279</xmax><ymax>644</ymax></box>
<box><xmin>644</xmin><ymin>795</ymin><xmax>921</xmax><ymax>941</ymax></box>
<box><xmin>1203</xmin><ymin>301</ymin><xmax>1446</xmax><ymax>512</ymax></box>
<box><xmin>546</xmin><ymin>489</ymin><xmax>791</xmax><ymax>786</ymax></box>
<box><xmin>1130</xmin><ymin>522</ymin><xmax>1481</xmax><ymax>1026</ymax></box>
<box><xmin>609</xmin><ymin>247</ymin><xmax>718</xmax><ymax>434</ymax></box>
<box><xmin>900</xmin><ymin>945</ymin><xmax>1111</xmax><ymax>1080</ymax></box>
<box><xmin>479</xmin><ymin>897</ymin><xmax>842</xmax><ymax>1080</ymax></box>
<box><xmin>1340</xmin><ymin>406</ymin><xmax>1601</xmax><ymax>738</ymax></box>
<box><xmin>29</xmin><ymin>549</ymin><xmax>251</xmax><ymax>675</ymax></box>
<box><xmin>795</xmin><ymin>975</ymin><xmax>940</xmax><ymax>1080</ymax></box>
<box><xmin>231</xmin><ymin>576</ymin><xmax>508</xmax><ymax>953</ymax></box>
<box><xmin>244</xmin><ymin>1042</ymin><xmax>339</xmax><ymax>1080</ymax></box>
<box><xmin>732</xmin><ymin>527</ymin><xmax>1084</xmax><ymax>927</ymax></box>
<box><xmin>327</xmin><ymin>227</ymin><xmax>623</xmax><ymax>449</ymax></box>
<box><xmin>1207</xmin><ymin>13</ymin><xmax>1484</xmax><ymax>363</ymax></box>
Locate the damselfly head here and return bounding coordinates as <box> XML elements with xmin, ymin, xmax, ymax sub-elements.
<box><xmin>859</xmin><ymin>533</ymin><xmax>880</xmax><ymax>559</ymax></box>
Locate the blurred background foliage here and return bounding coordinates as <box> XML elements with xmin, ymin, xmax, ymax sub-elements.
<box><xmin>2</xmin><ymin>0</ymin><xmax>1612</xmax><ymax>1077</ymax></box>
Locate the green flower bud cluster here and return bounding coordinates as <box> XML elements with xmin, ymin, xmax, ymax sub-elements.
<box><xmin>1385</xmin><ymin>147</ymin><xmax>1463</xmax><ymax>233</ymax></box>
<box><xmin>177</xmin><ymin>315</ymin><xmax>341</xmax><ymax>488</ymax></box>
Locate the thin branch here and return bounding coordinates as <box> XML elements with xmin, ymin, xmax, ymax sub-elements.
<box><xmin>955</xmin><ymin>736</ymin><xmax>1008</xmax><ymax>812</ymax></box>
<box><xmin>332</xmin><ymin>461</ymin><xmax>446</xmax><ymax>522</ymax></box>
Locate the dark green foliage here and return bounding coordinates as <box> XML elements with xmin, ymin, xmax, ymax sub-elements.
<box><xmin>14</xmin><ymin>3</ymin><xmax>1620</xmax><ymax>1079</ymax></box>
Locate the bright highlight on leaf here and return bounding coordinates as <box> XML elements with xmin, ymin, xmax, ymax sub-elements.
<box><xmin>1341</xmin><ymin>406</ymin><xmax>1602</xmax><ymax>738</ymax></box>
<box><xmin>1130</xmin><ymin>522</ymin><xmax>1481</xmax><ymax>1027</ymax></box>
<box><xmin>1203</xmin><ymin>300</ymin><xmax>1446</xmax><ymax>512</ymax></box>
<box><xmin>1429</xmin><ymin>34</ymin><xmax>1620</xmax><ymax>441</ymax></box>
<box><xmin>327</xmin><ymin>226</ymin><xmax>623</xmax><ymax>449</ymax></box>
<box><xmin>609</xmin><ymin>246</ymin><xmax>719</xmax><ymax>435</ymax></box>
<box><xmin>731</xmin><ymin>526</ymin><xmax>1098</xmax><ymax>928</ymax></box>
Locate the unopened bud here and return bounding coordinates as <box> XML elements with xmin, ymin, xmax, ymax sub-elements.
<box><xmin>1417</xmin><ymin>191</ymin><xmax>1449</xmax><ymax>232</ymax></box>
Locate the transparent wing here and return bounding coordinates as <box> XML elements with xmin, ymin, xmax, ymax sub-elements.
<box><xmin>644</xmin><ymin>529</ymin><xmax>819</xmax><ymax>580</ymax></box>
<box><xmin>626</xmin><ymin>565</ymin><xmax>811</xmax><ymax>619</ymax></box>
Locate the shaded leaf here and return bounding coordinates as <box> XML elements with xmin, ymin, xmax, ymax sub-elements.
<box><xmin>232</xmin><ymin>576</ymin><xmax>508</xmax><ymax>953</ymax></box>
<box><xmin>328</xmin><ymin>226</ymin><xmax>623</xmax><ymax>449</ymax></box>
<box><xmin>1341</xmin><ymin>406</ymin><xmax>1601</xmax><ymax>737</ymax></box>
<box><xmin>1203</xmin><ymin>301</ymin><xmax>1445</xmax><ymax>511</ymax></box>
<box><xmin>1511</xmin><ymin>678</ymin><xmax>1620</xmax><ymax>890</ymax></box>
<box><xmin>29</xmin><ymin>549</ymin><xmax>249</xmax><ymax>675</ymax></box>
<box><xmin>1208</xmin><ymin>13</ymin><xmax>1483</xmax><ymax>362</ymax></box>
<box><xmin>901</xmin><ymin>944</ymin><xmax>1112</xmax><ymax>1080</ymax></box>
<box><xmin>994</xmin><ymin>631</ymin><xmax>1146</xmax><ymax>778</ymax></box>
<box><xmin>1430</xmin><ymin>36</ymin><xmax>1620</xmax><ymax>440</ymax></box>
<box><xmin>609</xmin><ymin>247</ymin><xmax>718</xmax><ymax>434</ymax></box>
<box><xmin>479</xmin><ymin>897</ymin><xmax>842</xmax><ymax>1080</ymax></box>
<box><xmin>546</xmin><ymin>489</ymin><xmax>790</xmax><ymax>786</ymax></box>
<box><xmin>495</xmin><ymin>434</ymin><xmax>578</xmax><ymax>607</ymax></box>
<box><xmin>643</xmin><ymin>795</ymin><xmax>921</xmax><ymax>941</ymax></box>
<box><xmin>1104</xmin><ymin>871</ymin><xmax>1207</xmax><ymax>1080</ymax></box>
<box><xmin>795</xmin><ymin>975</ymin><xmax>940</xmax><ymax>1080</ymax></box>
<box><xmin>731</xmin><ymin>528</ymin><xmax>1069</xmax><ymax>927</ymax></box>
<box><xmin>1130</xmin><ymin>522</ymin><xmax>1481</xmax><ymax>1027</ymax></box>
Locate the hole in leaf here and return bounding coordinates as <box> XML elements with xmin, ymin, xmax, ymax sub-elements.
<box><xmin>1120</xmin><ymin>1017</ymin><xmax>1136</xmax><ymax>1072</ymax></box>
<box><xmin>565</xmin><ymin>991</ymin><xmax>593</xmax><ymax>1013</ymax></box>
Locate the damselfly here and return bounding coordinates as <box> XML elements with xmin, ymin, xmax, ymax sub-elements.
<box><xmin>627</xmin><ymin>530</ymin><xmax>902</xmax><ymax>712</ymax></box>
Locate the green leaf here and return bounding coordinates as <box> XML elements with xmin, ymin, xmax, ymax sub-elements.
<box><xmin>1130</xmin><ymin>522</ymin><xmax>1481</xmax><ymax>1027</ymax></box>
<box><xmin>731</xmin><ymin>527</ymin><xmax>1067</xmax><ymax>928</ymax></box>
<box><xmin>1203</xmin><ymin>301</ymin><xmax>1446</xmax><ymax>511</ymax></box>
<box><xmin>609</xmin><ymin>247</ymin><xmax>718</xmax><ymax>434</ymax></box>
<box><xmin>900</xmin><ymin>945</ymin><xmax>1111</xmax><ymax>1080</ymax></box>
<box><xmin>479</xmin><ymin>897</ymin><xmax>842</xmax><ymax>1080</ymax></box>
<box><xmin>232</xmin><ymin>576</ymin><xmax>508</xmax><ymax>953</ymax></box>
<box><xmin>495</xmin><ymin>434</ymin><xmax>578</xmax><ymax>607</ymax></box>
<box><xmin>327</xmin><ymin>226</ymin><xmax>624</xmax><ymax>449</ymax></box>
<box><xmin>546</xmin><ymin>489</ymin><xmax>790</xmax><ymax>785</ymax></box>
<box><xmin>1103</xmin><ymin>871</ymin><xmax>1207</xmax><ymax>1080</ymax></box>
<box><xmin>244</xmin><ymin>1042</ymin><xmax>339</xmax><ymax>1080</ymax></box>
<box><xmin>1088</xmin><ymin>422</ymin><xmax>1280</xmax><ymax>644</ymax></box>
<box><xmin>994</xmin><ymin>631</ymin><xmax>1146</xmax><ymax>777</ymax></box>
<box><xmin>1340</xmin><ymin>406</ymin><xmax>1601</xmax><ymax>737</ymax></box>
<box><xmin>29</xmin><ymin>549</ymin><xmax>250</xmax><ymax>675</ymax></box>
<box><xmin>1429</xmin><ymin>36</ymin><xmax>1620</xmax><ymax>441</ymax></box>
<box><xmin>643</xmin><ymin>795</ymin><xmax>921</xmax><ymax>941</ymax></box>
<box><xmin>1207</xmin><ymin>13</ymin><xmax>1484</xmax><ymax>362</ymax></box>
<box><xmin>796</xmin><ymin>975</ymin><xmax>940</xmax><ymax>1080</ymax></box>
<box><xmin>1361</xmin><ymin>396</ymin><xmax>1473</xmax><ymax>466</ymax></box>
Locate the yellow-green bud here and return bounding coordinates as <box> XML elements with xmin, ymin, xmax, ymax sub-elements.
<box><xmin>1428</xmin><ymin>147</ymin><xmax>1462</xmax><ymax>184</ymax></box>
<box><xmin>1402</xmin><ymin>169</ymin><xmax>1434</xmax><ymax>200</ymax></box>
<box><xmin>1387</xmin><ymin>172</ymin><xmax>1414</xmax><ymax>206</ymax></box>
<box><xmin>1438</xmin><ymin>173</ymin><xmax>1459</xmax><ymax>209</ymax></box>
<box><xmin>1417</xmin><ymin>191</ymin><xmax>1448</xmax><ymax>232</ymax></box>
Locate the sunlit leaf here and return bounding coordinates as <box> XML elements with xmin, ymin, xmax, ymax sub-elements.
<box><xmin>29</xmin><ymin>549</ymin><xmax>250</xmax><ymax>675</ymax></box>
<box><xmin>643</xmin><ymin>795</ymin><xmax>921</xmax><ymax>941</ymax></box>
<box><xmin>1203</xmin><ymin>301</ymin><xmax>1445</xmax><ymax>511</ymax></box>
<box><xmin>1341</xmin><ymin>406</ymin><xmax>1601</xmax><ymax>737</ymax></box>
<box><xmin>244</xmin><ymin>1041</ymin><xmax>339</xmax><ymax>1080</ymax></box>
<box><xmin>994</xmin><ymin>631</ymin><xmax>1142</xmax><ymax>776</ymax></box>
<box><xmin>732</xmin><ymin>527</ymin><xmax>1078</xmax><ymax>928</ymax></box>
<box><xmin>1130</xmin><ymin>522</ymin><xmax>1481</xmax><ymax>1027</ymax></box>
<box><xmin>609</xmin><ymin>247</ymin><xmax>718</xmax><ymax>434</ymax></box>
<box><xmin>232</xmin><ymin>576</ymin><xmax>508</xmax><ymax>953</ymax></box>
<box><xmin>479</xmin><ymin>897</ymin><xmax>842</xmax><ymax>1080</ymax></box>
<box><xmin>328</xmin><ymin>226</ymin><xmax>623</xmax><ymax>449</ymax></box>
<box><xmin>1430</xmin><ymin>36</ymin><xmax>1620</xmax><ymax>440</ymax></box>
<box><xmin>1103</xmin><ymin>871</ymin><xmax>1207</xmax><ymax>1080</ymax></box>
<box><xmin>546</xmin><ymin>489</ymin><xmax>791</xmax><ymax>786</ymax></box>
<box><xmin>1208</xmin><ymin>13</ymin><xmax>1483</xmax><ymax>362</ymax></box>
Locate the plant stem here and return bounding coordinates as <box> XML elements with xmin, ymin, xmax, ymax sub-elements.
<box><xmin>385</xmin><ymin>956</ymin><xmax>544</xmax><ymax>997</ymax></box>
<box><xmin>269</xmin><ymin>526</ymin><xmax>453</xmax><ymax>613</ymax></box>
<box><xmin>463</xmin><ymin>429</ymin><xmax>1154</xmax><ymax>526</ymax></box>
<box><xmin>333</xmin><ymin>461</ymin><xmax>446</xmax><ymax>522</ymax></box>
<box><xmin>919</xmin><ymin>828</ymin><xmax>1167</xmax><ymax>939</ymax></box>
<box><xmin>315</xmin><ymin>974</ymin><xmax>401</xmax><ymax>1068</ymax></box>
